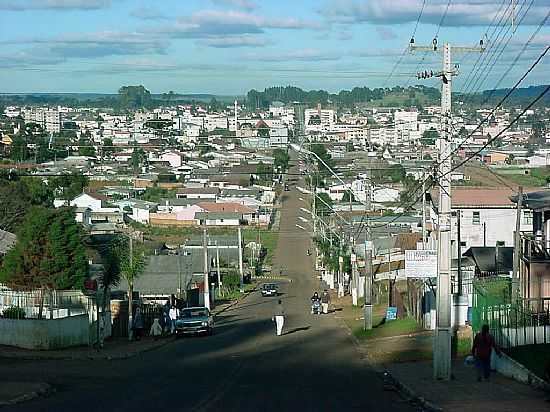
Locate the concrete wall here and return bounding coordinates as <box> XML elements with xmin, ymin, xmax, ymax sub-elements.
<box><xmin>493</xmin><ymin>352</ymin><xmax>550</xmax><ymax>391</ymax></box>
<box><xmin>0</xmin><ymin>314</ymin><xmax>89</xmax><ymax>350</ymax></box>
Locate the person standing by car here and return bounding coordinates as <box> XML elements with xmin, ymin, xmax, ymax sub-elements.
<box><xmin>273</xmin><ymin>300</ymin><xmax>285</xmax><ymax>336</ymax></box>
<box><xmin>321</xmin><ymin>290</ymin><xmax>331</xmax><ymax>314</ymax></box>
<box><xmin>169</xmin><ymin>305</ymin><xmax>179</xmax><ymax>334</ymax></box>
<box><xmin>472</xmin><ymin>324</ymin><xmax>501</xmax><ymax>381</ymax></box>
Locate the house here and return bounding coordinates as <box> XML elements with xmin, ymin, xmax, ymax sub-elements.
<box><xmin>510</xmin><ymin>189</ymin><xmax>550</xmax><ymax>306</ymax></box>
<box><xmin>444</xmin><ymin>187</ymin><xmax>533</xmax><ymax>256</ymax></box>
<box><xmin>176</xmin><ymin>187</ymin><xmax>220</xmax><ymax>200</ymax></box>
<box><xmin>75</xmin><ymin>207</ymin><xmax>92</xmax><ymax>225</ymax></box>
<box><xmin>70</xmin><ymin>192</ymin><xmax>108</xmax><ymax>212</ymax></box>
<box><xmin>115</xmin><ymin>200</ymin><xmax>158</xmax><ymax>224</ymax></box>
<box><xmin>198</xmin><ymin>202</ymin><xmax>256</xmax><ymax>221</ymax></box>
<box><xmin>195</xmin><ymin>212</ymin><xmax>241</xmax><ymax>226</ymax></box>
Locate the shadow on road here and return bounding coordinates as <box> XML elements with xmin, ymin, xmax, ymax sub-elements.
<box><xmin>283</xmin><ymin>326</ymin><xmax>311</xmax><ymax>336</ymax></box>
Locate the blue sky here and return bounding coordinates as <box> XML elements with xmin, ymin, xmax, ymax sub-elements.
<box><xmin>0</xmin><ymin>0</ymin><xmax>548</xmax><ymax>94</ymax></box>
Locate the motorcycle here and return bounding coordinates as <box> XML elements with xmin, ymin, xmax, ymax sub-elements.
<box><xmin>311</xmin><ymin>299</ymin><xmax>321</xmax><ymax>315</ymax></box>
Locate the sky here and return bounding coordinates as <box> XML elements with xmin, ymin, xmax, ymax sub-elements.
<box><xmin>0</xmin><ymin>0</ymin><xmax>548</xmax><ymax>94</ymax></box>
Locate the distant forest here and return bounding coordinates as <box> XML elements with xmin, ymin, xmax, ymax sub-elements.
<box><xmin>246</xmin><ymin>85</ymin><xmax>441</xmax><ymax>109</ymax></box>
<box><xmin>0</xmin><ymin>84</ymin><xmax>547</xmax><ymax>111</ymax></box>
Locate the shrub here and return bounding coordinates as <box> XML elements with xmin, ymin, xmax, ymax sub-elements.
<box><xmin>2</xmin><ymin>306</ymin><xmax>26</xmax><ymax>319</ymax></box>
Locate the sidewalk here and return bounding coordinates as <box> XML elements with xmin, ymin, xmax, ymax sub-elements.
<box><xmin>0</xmin><ymin>336</ymin><xmax>175</xmax><ymax>361</ymax></box>
<box><xmin>0</xmin><ymin>382</ymin><xmax>53</xmax><ymax>407</ymax></box>
<box><xmin>386</xmin><ymin>360</ymin><xmax>550</xmax><ymax>412</ymax></box>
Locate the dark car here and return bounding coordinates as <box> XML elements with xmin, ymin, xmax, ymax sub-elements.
<box><xmin>261</xmin><ymin>283</ymin><xmax>278</xmax><ymax>297</ymax></box>
<box><xmin>175</xmin><ymin>307</ymin><xmax>214</xmax><ymax>336</ymax></box>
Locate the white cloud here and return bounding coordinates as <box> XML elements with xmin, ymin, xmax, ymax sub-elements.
<box><xmin>244</xmin><ymin>48</ymin><xmax>342</xmax><ymax>62</ymax></box>
<box><xmin>320</xmin><ymin>0</ymin><xmax>550</xmax><ymax>26</ymax></box>
<box><xmin>197</xmin><ymin>36</ymin><xmax>272</xmax><ymax>48</ymax></box>
<box><xmin>0</xmin><ymin>0</ymin><xmax>111</xmax><ymax>11</ymax></box>
<box><xmin>210</xmin><ymin>0</ymin><xmax>257</xmax><ymax>10</ymax></box>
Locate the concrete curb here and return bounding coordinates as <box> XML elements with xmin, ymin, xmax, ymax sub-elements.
<box><xmin>335</xmin><ymin>313</ymin><xmax>443</xmax><ymax>412</ymax></box>
<box><xmin>0</xmin><ymin>383</ymin><xmax>54</xmax><ymax>408</ymax></box>
<box><xmin>213</xmin><ymin>288</ymin><xmax>255</xmax><ymax>317</ymax></box>
<box><xmin>0</xmin><ymin>337</ymin><xmax>177</xmax><ymax>362</ymax></box>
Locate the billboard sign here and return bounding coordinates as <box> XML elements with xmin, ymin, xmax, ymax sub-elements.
<box><xmin>405</xmin><ymin>250</ymin><xmax>437</xmax><ymax>278</ymax></box>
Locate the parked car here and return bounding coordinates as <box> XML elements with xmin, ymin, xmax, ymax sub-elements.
<box><xmin>261</xmin><ymin>283</ymin><xmax>279</xmax><ymax>297</ymax></box>
<box><xmin>175</xmin><ymin>307</ymin><xmax>214</xmax><ymax>336</ymax></box>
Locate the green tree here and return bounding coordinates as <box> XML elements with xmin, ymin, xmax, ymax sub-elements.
<box><xmin>102</xmin><ymin>137</ymin><xmax>114</xmax><ymax>157</ymax></box>
<box><xmin>342</xmin><ymin>190</ymin><xmax>355</xmax><ymax>203</ymax></box>
<box><xmin>113</xmin><ymin>236</ymin><xmax>146</xmax><ymax>340</ymax></box>
<box><xmin>78</xmin><ymin>137</ymin><xmax>96</xmax><ymax>157</ymax></box>
<box><xmin>421</xmin><ymin>128</ymin><xmax>438</xmax><ymax>146</ymax></box>
<box><xmin>50</xmin><ymin>174</ymin><xmax>89</xmax><ymax>201</ymax></box>
<box><xmin>118</xmin><ymin>85</ymin><xmax>152</xmax><ymax>110</ymax></box>
<box><xmin>310</xmin><ymin>144</ymin><xmax>334</xmax><ymax>176</ymax></box>
<box><xmin>273</xmin><ymin>148</ymin><xmax>290</xmax><ymax>171</ymax></box>
<box><xmin>0</xmin><ymin>207</ymin><xmax>88</xmax><ymax>293</ymax></box>
<box><xmin>315</xmin><ymin>192</ymin><xmax>333</xmax><ymax>216</ymax></box>
<box><xmin>256</xmin><ymin>162</ymin><xmax>273</xmax><ymax>184</ymax></box>
<box><xmin>9</xmin><ymin>134</ymin><xmax>28</xmax><ymax>162</ymax></box>
<box><xmin>0</xmin><ymin>180</ymin><xmax>31</xmax><ymax>232</ymax></box>
<box><xmin>130</xmin><ymin>147</ymin><xmax>146</xmax><ymax>171</ymax></box>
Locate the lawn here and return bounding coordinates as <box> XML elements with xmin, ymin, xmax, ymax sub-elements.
<box><xmin>353</xmin><ymin>317</ymin><xmax>424</xmax><ymax>340</ymax></box>
<box><xmin>507</xmin><ymin>344</ymin><xmax>550</xmax><ymax>381</ymax></box>
<box><xmin>495</xmin><ymin>167</ymin><xmax>550</xmax><ymax>187</ymax></box>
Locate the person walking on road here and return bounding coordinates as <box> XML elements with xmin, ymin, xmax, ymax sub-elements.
<box><xmin>132</xmin><ymin>307</ymin><xmax>144</xmax><ymax>341</ymax></box>
<box><xmin>472</xmin><ymin>324</ymin><xmax>501</xmax><ymax>381</ymax></box>
<box><xmin>321</xmin><ymin>289</ymin><xmax>331</xmax><ymax>314</ymax></box>
<box><xmin>273</xmin><ymin>299</ymin><xmax>285</xmax><ymax>336</ymax></box>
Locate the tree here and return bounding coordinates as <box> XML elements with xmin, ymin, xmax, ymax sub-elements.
<box><xmin>421</xmin><ymin>128</ymin><xmax>438</xmax><ymax>146</ymax></box>
<box><xmin>9</xmin><ymin>134</ymin><xmax>28</xmax><ymax>162</ymax></box>
<box><xmin>0</xmin><ymin>207</ymin><xmax>88</xmax><ymax>293</ymax></box>
<box><xmin>50</xmin><ymin>174</ymin><xmax>89</xmax><ymax>201</ymax></box>
<box><xmin>256</xmin><ymin>162</ymin><xmax>273</xmax><ymax>184</ymax></box>
<box><xmin>273</xmin><ymin>148</ymin><xmax>290</xmax><ymax>171</ymax></box>
<box><xmin>310</xmin><ymin>144</ymin><xmax>334</xmax><ymax>176</ymax></box>
<box><xmin>342</xmin><ymin>190</ymin><xmax>355</xmax><ymax>203</ymax></box>
<box><xmin>113</xmin><ymin>236</ymin><xmax>146</xmax><ymax>340</ymax></box>
<box><xmin>78</xmin><ymin>137</ymin><xmax>96</xmax><ymax>157</ymax></box>
<box><xmin>315</xmin><ymin>192</ymin><xmax>333</xmax><ymax>216</ymax></box>
<box><xmin>96</xmin><ymin>236</ymin><xmax>122</xmax><ymax>343</ymax></box>
<box><xmin>130</xmin><ymin>147</ymin><xmax>146</xmax><ymax>172</ymax></box>
<box><xmin>118</xmin><ymin>85</ymin><xmax>152</xmax><ymax>110</ymax></box>
<box><xmin>102</xmin><ymin>137</ymin><xmax>114</xmax><ymax>158</ymax></box>
<box><xmin>0</xmin><ymin>176</ymin><xmax>54</xmax><ymax>232</ymax></box>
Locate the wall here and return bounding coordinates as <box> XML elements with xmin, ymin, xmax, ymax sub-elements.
<box><xmin>0</xmin><ymin>314</ymin><xmax>89</xmax><ymax>350</ymax></box>
<box><xmin>493</xmin><ymin>352</ymin><xmax>550</xmax><ymax>391</ymax></box>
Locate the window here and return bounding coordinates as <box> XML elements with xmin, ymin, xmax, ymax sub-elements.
<box><xmin>472</xmin><ymin>211</ymin><xmax>480</xmax><ymax>225</ymax></box>
<box><xmin>523</xmin><ymin>210</ymin><xmax>533</xmax><ymax>225</ymax></box>
<box><xmin>496</xmin><ymin>241</ymin><xmax>505</xmax><ymax>247</ymax></box>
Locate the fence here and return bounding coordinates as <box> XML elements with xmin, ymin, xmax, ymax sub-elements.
<box><xmin>472</xmin><ymin>277</ymin><xmax>550</xmax><ymax>349</ymax></box>
<box><xmin>0</xmin><ymin>288</ymin><xmax>95</xmax><ymax>320</ymax></box>
<box><xmin>111</xmin><ymin>301</ymin><xmax>163</xmax><ymax>338</ymax></box>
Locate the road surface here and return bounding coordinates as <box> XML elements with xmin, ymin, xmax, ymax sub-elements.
<box><xmin>0</xmin><ymin>165</ymin><xmax>416</xmax><ymax>412</ymax></box>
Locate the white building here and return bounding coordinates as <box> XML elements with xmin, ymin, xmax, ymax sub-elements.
<box><xmin>304</xmin><ymin>108</ymin><xmax>336</xmax><ymax>132</ymax></box>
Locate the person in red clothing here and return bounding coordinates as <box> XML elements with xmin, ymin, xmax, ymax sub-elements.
<box><xmin>472</xmin><ymin>324</ymin><xmax>501</xmax><ymax>381</ymax></box>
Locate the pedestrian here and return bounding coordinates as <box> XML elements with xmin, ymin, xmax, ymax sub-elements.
<box><xmin>132</xmin><ymin>307</ymin><xmax>144</xmax><ymax>341</ymax></box>
<box><xmin>273</xmin><ymin>299</ymin><xmax>285</xmax><ymax>336</ymax></box>
<box><xmin>150</xmin><ymin>318</ymin><xmax>163</xmax><ymax>341</ymax></box>
<box><xmin>472</xmin><ymin>324</ymin><xmax>501</xmax><ymax>382</ymax></box>
<box><xmin>321</xmin><ymin>289</ymin><xmax>331</xmax><ymax>314</ymax></box>
<box><xmin>169</xmin><ymin>305</ymin><xmax>179</xmax><ymax>334</ymax></box>
<box><xmin>162</xmin><ymin>300</ymin><xmax>171</xmax><ymax>334</ymax></box>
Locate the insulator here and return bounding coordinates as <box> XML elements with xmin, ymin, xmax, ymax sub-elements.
<box><xmin>410</xmin><ymin>37</ymin><xmax>415</xmax><ymax>45</ymax></box>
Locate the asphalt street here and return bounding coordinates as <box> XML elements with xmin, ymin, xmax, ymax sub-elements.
<box><xmin>0</xmin><ymin>163</ymin><xmax>417</xmax><ymax>412</ymax></box>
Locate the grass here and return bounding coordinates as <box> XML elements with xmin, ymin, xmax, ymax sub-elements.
<box><xmin>495</xmin><ymin>166</ymin><xmax>550</xmax><ymax>187</ymax></box>
<box><xmin>353</xmin><ymin>317</ymin><xmax>424</xmax><ymax>340</ymax></box>
<box><xmin>242</xmin><ymin>229</ymin><xmax>279</xmax><ymax>265</ymax></box>
<box><xmin>507</xmin><ymin>344</ymin><xmax>550</xmax><ymax>381</ymax></box>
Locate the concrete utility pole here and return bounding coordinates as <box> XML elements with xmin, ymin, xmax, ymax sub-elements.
<box><xmin>422</xmin><ymin>177</ymin><xmax>427</xmax><ymax>248</ymax></box>
<box><xmin>513</xmin><ymin>186</ymin><xmax>523</xmax><ymax>297</ymax></box>
<box><xmin>351</xmin><ymin>237</ymin><xmax>358</xmax><ymax>306</ymax></box>
<box><xmin>216</xmin><ymin>240</ymin><xmax>222</xmax><ymax>288</ymax></box>
<box><xmin>457</xmin><ymin>210</ymin><xmax>462</xmax><ymax>296</ymax></box>
<box><xmin>364</xmin><ymin>225</ymin><xmax>373</xmax><ymax>330</ymax></box>
<box><xmin>411</xmin><ymin>38</ymin><xmax>484</xmax><ymax>381</ymax></box>
<box><xmin>203</xmin><ymin>229</ymin><xmax>210</xmax><ymax>310</ymax></box>
<box><xmin>128</xmin><ymin>235</ymin><xmax>134</xmax><ymax>341</ymax></box>
<box><xmin>238</xmin><ymin>226</ymin><xmax>244</xmax><ymax>292</ymax></box>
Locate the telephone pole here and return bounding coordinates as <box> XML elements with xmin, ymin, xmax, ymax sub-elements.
<box><xmin>238</xmin><ymin>226</ymin><xmax>244</xmax><ymax>292</ymax></box>
<box><xmin>203</xmin><ymin>229</ymin><xmax>210</xmax><ymax>310</ymax></box>
<box><xmin>411</xmin><ymin>38</ymin><xmax>484</xmax><ymax>380</ymax></box>
<box><xmin>513</xmin><ymin>186</ymin><xmax>523</xmax><ymax>298</ymax></box>
<box><xmin>364</xmin><ymin>223</ymin><xmax>373</xmax><ymax>330</ymax></box>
